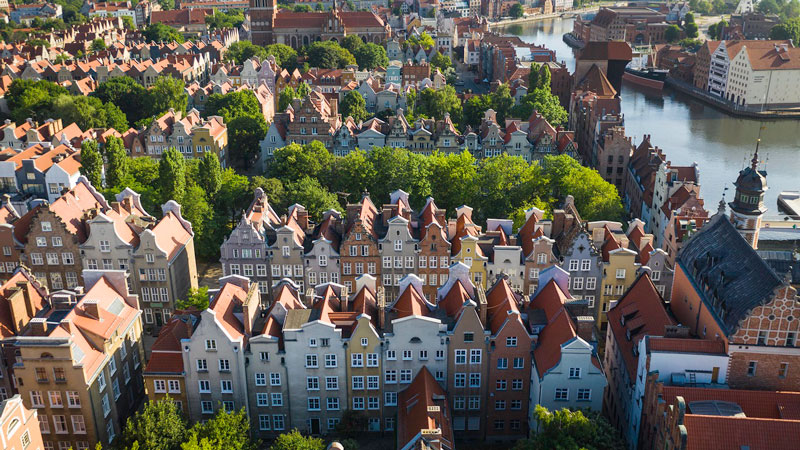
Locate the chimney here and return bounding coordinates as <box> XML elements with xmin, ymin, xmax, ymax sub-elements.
<box><xmin>340</xmin><ymin>284</ymin><xmax>349</xmax><ymax>312</ymax></box>
<box><xmin>28</xmin><ymin>317</ymin><xmax>48</xmax><ymax>336</ymax></box>
<box><xmin>83</xmin><ymin>300</ymin><xmax>100</xmax><ymax>319</ymax></box>
<box><xmin>18</xmin><ymin>281</ymin><xmax>37</xmax><ymax>318</ymax></box>
<box><xmin>576</xmin><ymin>316</ymin><xmax>594</xmax><ymax>343</ymax></box>
<box><xmin>296</xmin><ymin>207</ymin><xmax>309</xmax><ymax>230</ymax></box>
<box><xmin>377</xmin><ymin>286</ymin><xmax>386</xmax><ymax>330</ymax></box>
<box><xmin>304</xmin><ymin>288</ymin><xmax>315</xmax><ymax>308</ymax></box>
<box><xmin>476</xmin><ymin>285</ymin><xmax>487</xmax><ymax>328</ymax></box>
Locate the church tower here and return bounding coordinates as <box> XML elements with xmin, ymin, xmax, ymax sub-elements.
<box><xmin>729</xmin><ymin>140</ymin><xmax>768</xmax><ymax>249</ymax></box>
<box><xmin>249</xmin><ymin>0</ymin><xmax>276</xmax><ymax>46</ymax></box>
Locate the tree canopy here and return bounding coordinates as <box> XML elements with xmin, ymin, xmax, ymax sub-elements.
<box><xmin>306</xmin><ymin>41</ymin><xmax>356</xmax><ymax>69</ymax></box>
<box><xmin>771</xmin><ymin>17</ymin><xmax>800</xmax><ymax>41</ymax></box>
<box><xmin>509</xmin><ymin>3</ymin><xmax>525</xmax><ymax>18</ymax></box>
<box><xmin>269</xmin><ymin>430</ymin><xmax>324</xmax><ymax>450</ymax></box>
<box><xmin>340</xmin><ymin>91</ymin><xmax>369</xmax><ymax>123</ymax></box>
<box><xmin>353</xmin><ymin>42</ymin><xmax>388</xmax><ymax>70</ymax></box>
<box><xmin>143</xmin><ymin>23</ymin><xmax>184</xmax><ymax>43</ymax></box>
<box><xmin>404</xmin><ymin>31</ymin><xmax>434</xmax><ymax>50</ymax></box>
<box><xmin>93</xmin><ymin>76</ymin><xmax>149</xmax><ymax>127</ymax></box>
<box><xmin>513</xmin><ymin>405</ymin><xmax>625</xmax><ymax>450</ymax></box>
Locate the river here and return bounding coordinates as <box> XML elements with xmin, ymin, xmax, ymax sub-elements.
<box><xmin>498</xmin><ymin>18</ymin><xmax>800</xmax><ymax>213</ymax></box>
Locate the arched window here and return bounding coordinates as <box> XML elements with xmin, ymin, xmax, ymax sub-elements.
<box><xmin>7</xmin><ymin>418</ymin><xmax>19</xmax><ymax>436</ymax></box>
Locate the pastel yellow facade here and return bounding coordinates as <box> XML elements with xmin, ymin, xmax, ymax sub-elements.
<box><xmin>598</xmin><ymin>248</ymin><xmax>639</xmax><ymax>331</ymax></box>
<box><xmin>452</xmin><ymin>235</ymin><xmax>488</xmax><ymax>288</ymax></box>
<box><xmin>346</xmin><ymin>315</ymin><xmax>383</xmax><ymax>431</ymax></box>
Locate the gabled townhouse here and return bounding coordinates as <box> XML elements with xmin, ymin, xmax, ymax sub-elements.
<box><xmin>449</xmin><ymin>206</ymin><xmax>487</xmax><ymax>288</ymax></box>
<box><xmin>648</xmin><ymin>162</ymin><xmax>700</xmax><ymax>245</ymax></box>
<box><xmin>356</xmin><ymin>118</ymin><xmax>389</xmax><ymax>151</ymax></box>
<box><xmin>438</xmin><ymin>263</ymin><xmax>489</xmax><ymax>436</ymax></box>
<box><xmin>383</xmin><ymin>275</ymin><xmax>447</xmax><ymax>434</ymax></box>
<box><xmin>182</xmin><ymin>276</ymin><xmax>260</xmax><ymax>423</ymax></box>
<box><xmin>14</xmin><ymin>178</ymin><xmax>108</xmax><ymax>291</ymax></box>
<box><xmin>130</xmin><ymin>201</ymin><xmax>198</xmax><ymax>331</ymax></box>
<box><xmin>282</xmin><ymin>283</ymin><xmax>349</xmax><ymax>435</ymax></box>
<box><xmin>0</xmin><ymin>143</ymin><xmax>82</xmax><ymax>204</ymax></box>
<box><xmin>340</xmin><ymin>194</ymin><xmax>381</xmax><ymax>293</ymax></box>
<box><xmin>259</xmin><ymin>116</ymin><xmax>288</xmax><ymax>167</ymax></box>
<box><xmin>333</xmin><ymin>118</ymin><xmax>358</xmax><ymax>157</ymax></box>
<box><xmin>134</xmin><ymin>108</ymin><xmax>228</xmax><ymax>164</ymax></box>
<box><xmin>304</xmin><ymin>210</ymin><xmax>343</xmax><ymax>290</ymax></box>
<box><xmin>596</xmin><ymin>222</ymin><xmax>639</xmax><ymax>332</ymax></box>
<box><xmin>527</xmin><ymin>278</ymin><xmax>605</xmax><ymax>416</ymax></box>
<box><xmin>396</xmin><ymin>367</ymin><xmax>455</xmax><ymax>450</ymax></box>
<box><xmin>14</xmin><ymin>270</ymin><xmax>145</xmax><ymax>450</ymax></box>
<box><xmin>484</xmin><ymin>219</ymin><xmax>524</xmax><ymax>291</ymax></box>
<box><xmin>626</xmin><ymin>219</ymin><xmax>674</xmax><ymax>300</ymax></box>
<box><xmin>0</xmin><ymin>268</ymin><xmax>49</xmax><ymax>401</ymax></box>
<box><xmin>246</xmin><ymin>280</ymin><xmax>305</xmax><ymax>439</ymax></box>
<box><xmin>268</xmin><ymin>205</ymin><xmax>310</xmax><ymax>294</ymax></box>
<box><xmin>220</xmin><ymin>188</ymin><xmax>281</xmax><ymax>298</ymax></box>
<box><xmin>415</xmin><ymin>197</ymin><xmax>451</xmax><ymax>301</ymax></box>
<box><xmin>143</xmin><ymin>310</ymin><xmax>201</xmax><ymax>415</ymax></box>
<box><xmin>0</xmin><ymin>394</ymin><xmax>45</xmax><ymax>450</ymax></box>
<box><xmin>345</xmin><ymin>305</ymin><xmax>383</xmax><ymax>431</ymax></box>
<box><xmin>285</xmin><ymin>92</ymin><xmax>341</xmax><ymax>149</ymax></box>
<box><xmin>604</xmin><ymin>273</ymin><xmax>675</xmax><ymax>447</ymax></box>
<box><xmin>485</xmin><ymin>278</ymin><xmax>533</xmax><ymax>439</ymax></box>
<box><xmin>378</xmin><ymin>190</ymin><xmax>418</xmax><ymax>297</ymax></box>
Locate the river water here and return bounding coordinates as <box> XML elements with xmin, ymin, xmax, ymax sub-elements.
<box><xmin>498</xmin><ymin>18</ymin><xmax>800</xmax><ymax>213</ymax></box>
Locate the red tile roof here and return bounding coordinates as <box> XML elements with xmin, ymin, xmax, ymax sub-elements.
<box><xmin>397</xmin><ymin>367</ymin><xmax>454</xmax><ymax>450</ymax></box>
<box><xmin>152</xmin><ymin>210</ymin><xmax>193</xmax><ymax>261</ymax></box>
<box><xmin>528</xmin><ymin>279</ymin><xmax>569</xmax><ymax>322</ymax></box>
<box><xmin>144</xmin><ymin>310</ymin><xmax>200</xmax><ymax>374</ymax></box>
<box><xmin>534</xmin><ymin>308</ymin><xmax>577</xmax><ymax>378</ymax></box>
<box><xmin>683</xmin><ymin>415</ymin><xmax>800</xmax><ymax>450</ymax></box>
<box><xmin>606</xmin><ymin>274</ymin><xmax>674</xmax><ymax>379</ymax></box>
<box><xmin>209</xmin><ymin>282</ymin><xmax>247</xmax><ymax>341</ymax></box>
<box><xmin>0</xmin><ymin>269</ymin><xmax>47</xmax><ymax>339</ymax></box>
<box><xmin>438</xmin><ymin>279</ymin><xmax>471</xmax><ymax>318</ymax></box>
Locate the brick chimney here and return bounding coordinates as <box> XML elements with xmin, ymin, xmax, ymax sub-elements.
<box><xmin>83</xmin><ymin>300</ymin><xmax>100</xmax><ymax>320</ymax></box>
<box><xmin>28</xmin><ymin>317</ymin><xmax>48</xmax><ymax>336</ymax></box>
<box><xmin>340</xmin><ymin>284</ymin><xmax>349</xmax><ymax>312</ymax></box>
<box><xmin>304</xmin><ymin>288</ymin><xmax>315</xmax><ymax>308</ymax></box>
<box><xmin>476</xmin><ymin>285</ymin><xmax>487</xmax><ymax>328</ymax></box>
<box><xmin>575</xmin><ymin>316</ymin><xmax>594</xmax><ymax>343</ymax></box>
<box><xmin>377</xmin><ymin>286</ymin><xmax>385</xmax><ymax>330</ymax></box>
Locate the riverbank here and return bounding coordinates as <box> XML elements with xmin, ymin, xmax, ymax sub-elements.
<box><xmin>665</xmin><ymin>78</ymin><xmax>800</xmax><ymax>119</ymax></box>
<box><xmin>488</xmin><ymin>4</ymin><xmax>606</xmax><ymax>28</ymax></box>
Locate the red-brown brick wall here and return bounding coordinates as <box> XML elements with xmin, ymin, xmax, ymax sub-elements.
<box><xmin>728</xmin><ymin>351</ymin><xmax>800</xmax><ymax>391</ymax></box>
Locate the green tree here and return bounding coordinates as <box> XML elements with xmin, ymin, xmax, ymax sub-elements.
<box><xmin>105</xmin><ymin>136</ymin><xmax>128</xmax><ymax>188</ymax></box>
<box><xmin>204</xmin><ymin>90</ymin><xmax>262</xmax><ymax>124</ymax></box>
<box><xmin>250</xmin><ymin>176</ymin><xmax>286</xmax><ymax>210</ymax></box>
<box><xmin>490</xmin><ymin>84</ymin><xmax>514</xmax><ymax>124</ymax></box>
<box><xmin>158</xmin><ymin>0</ymin><xmax>176</xmax><ymax>9</ymax></box>
<box><xmin>176</xmin><ymin>286</ymin><xmax>210</xmax><ymax>310</ymax></box>
<box><xmin>122</xmin><ymin>16</ymin><xmax>135</xmax><ymax>30</ymax></box>
<box><xmin>340</xmin><ymin>91</ymin><xmax>368</xmax><ymax>123</ymax></box>
<box><xmin>354</xmin><ymin>42</ymin><xmax>388</xmax><ymax>69</ymax></box>
<box><xmin>306</xmin><ymin>41</ymin><xmax>356</xmax><ymax>69</ymax></box>
<box><xmin>771</xmin><ymin>17</ymin><xmax>800</xmax><ymax>41</ymax></box>
<box><xmin>93</xmin><ymin>76</ymin><xmax>148</xmax><ymax>127</ymax></box>
<box><xmin>206</xmin><ymin>9</ymin><xmax>245</xmax><ymax>30</ymax></box>
<box><xmin>417</xmin><ymin>85</ymin><xmax>462</xmax><ymax>125</ymax></box>
<box><xmin>50</xmin><ymin>95</ymin><xmax>128</xmax><ymax>131</ymax></box>
<box><xmin>292</xmin><ymin>4</ymin><xmax>312</xmax><ymax>11</ymax></box>
<box><xmin>228</xmin><ymin>115</ymin><xmax>267</xmax><ymax>167</ymax></box>
<box><xmin>224</xmin><ymin>40</ymin><xmax>267</xmax><ymax>64</ymax></box>
<box><xmin>474</xmin><ymin>154</ymin><xmax>545</xmax><ymax>222</ymax></box>
<box><xmin>296</xmin><ymin>82</ymin><xmax>311</xmax><ymax>98</ymax></box>
<box><xmin>198</xmin><ymin>151</ymin><xmax>222</xmax><ymax>196</ymax></box>
<box><xmin>278</xmin><ymin>86</ymin><xmax>298</xmax><ymax>112</ymax></box>
<box><xmin>90</xmin><ymin>38</ymin><xmax>106</xmax><ymax>52</ymax></box>
<box><xmin>148</xmin><ymin>76</ymin><xmax>188</xmax><ymax>117</ymax></box>
<box><xmin>265</xmin><ymin>43</ymin><xmax>298</xmax><ymax>69</ymax></box>
<box><xmin>329</xmin><ymin>150</ymin><xmax>376</xmax><ymax>203</ymax></box>
<box><xmin>509</xmin><ymin>2</ymin><xmax>524</xmax><ymax>18</ymax></box>
<box><xmin>270</xmin><ymin>142</ymin><xmax>334</xmax><ymax>183</ymax></box>
<box><xmin>6</xmin><ymin>79</ymin><xmax>67</xmax><ymax>123</ymax></box>
<box><xmin>538</xmin><ymin>63</ymin><xmax>552</xmax><ymax>90</ymax></box>
<box><xmin>430</xmin><ymin>51</ymin><xmax>452</xmax><ymax>72</ymax></box>
<box><xmin>269</xmin><ymin>429</ymin><xmax>324</xmax><ymax>450</ymax></box>
<box><xmin>182</xmin><ymin>408</ymin><xmax>256</xmax><ymax>450</ymax></box>
<box><xmin>684</xmin><ymin>12</ymin><xmax>695</xmax><ymax>24</ymax></box>
<box><xmin>514</xmin><ymin>405</ymin><xmax>624</xmax><ymax>450</ymax></box>
<box><xmin>367</xmin><ymin>147</ymin><xmax>431</xmax><ymax>207</ymax></box>
<box><xmin>708</xmin><ymin>19</ymin><xmax>728</xmax><ymax>40</ymax></box>
<box><xmin>542</xmin><ymin>155</ymin><xmax>625</xmax><ymax>221</ymax></box>
<box><xmin>180</xmin><ymin>184</ymin><xmax>212</xmax><ymax>241</ymax></box>
<box><xmin>462</xmin><ymin>95</ymin><xmax>492</xmax><ymax>129</ymax></box>
<box><xmin>120</xmin><ymin>400</ymin><xmax>187</xmax><ymax>450</ymax></box>
<box><xmin>528</xmin><ymin>62</ymin><xmax>540</xmax><ymax>90</ymax></box>
<box><xmin>427</xmin><ymin>151</ymin><xmax>477</xmax><ymax>214</ymax></box>
<box><xmin>511</xmin><ymin>88</ymin><xmax>567</xmax><ymax>125</ymax></box>
<box><xmin>758</xmin><ymin>0</ymin><xmax>780</xmax><ymax>14</ymax></box>
<box><xmin>341</xmin><ymin>34</ymin><xmax>364</xmax><ymax>55</ymax></box>
<box><xmin>285</xmin><ymin>177</ymin><xmax>341</xmax><ymax>221</ymax></box>
<box><xmin>665</xmin><ymin>24</ymin><xmax>681</xmax><ymax>42</ymax></box>
<box><xmin>783</xmin><ymin>0</ymin><xmax>800</xmax><ymax>18</ymax></box>
<box><xmin>404</xmin><ymin>31</ymin><xmax>434</xmax><ymax>50</ymax></box>
<box><xmin>28</xmin><ymin>38</ymin><xmax>50</xmax><ymax>48</ymax></box>
<box><xmin>684</xmin><ymin>22</ymin><xmax>699</xmax><ymax>38</ymax></box>
<box><xmin>79</xmin><ymin>140</ymin><xmax>103</xmax><ymax>188</ymax></box>
<box><xmin>159</xmin><ymin>147</ymin><xmax>186</xmax><ymax>204</ymax></box>
<box><xmin>143</xmin><ymin>23</ymin><xmax>184</xmax><ymax>43</ymax></box>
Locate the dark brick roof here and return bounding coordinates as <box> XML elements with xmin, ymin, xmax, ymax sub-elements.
<box><xmin>676</xmin><ymin>213</ymin><xmax>782</xmax><ymax>335</ymax></box>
